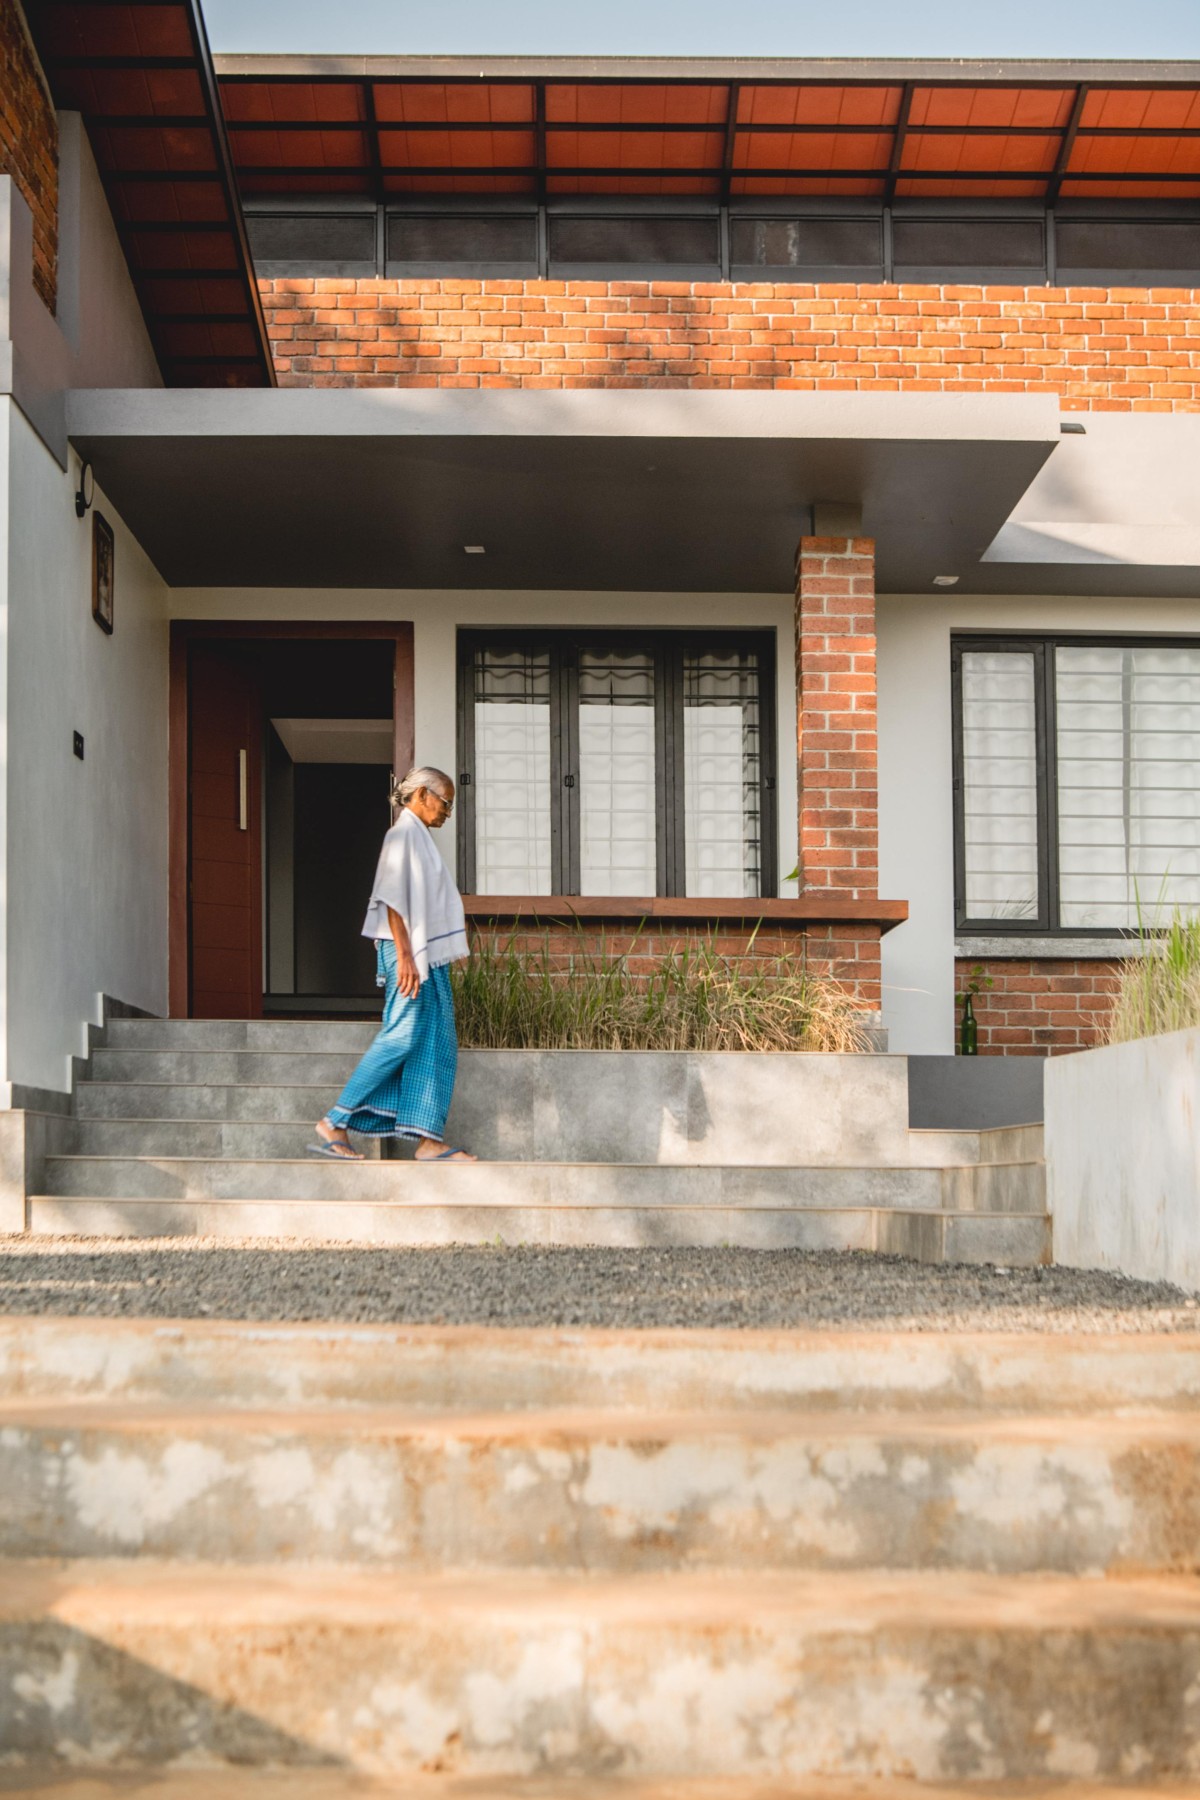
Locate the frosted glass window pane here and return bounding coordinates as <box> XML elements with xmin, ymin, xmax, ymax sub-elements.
<box><xmin>961</xmin><ymin>650</ymin><xmax>1040</xmax><ymax>920</ymax></box>
<box><xmin>473</xmin><ymin>649</ymin><xmax>551</xmax><ymax>895</ymax></box>
<box><xmin>579</xmin><ymin>651</ymin><xmax>657</xmax><ymax>897</ymax></box>
<box><xmin>684</xmin><ymin>652</ymin><xmax>762</xmax><ymax>898</ymax></box>
<box><xmin>1056</xmin><ymin>645</ymin><xmax>1200</xmax><ymax>928</ymax></box>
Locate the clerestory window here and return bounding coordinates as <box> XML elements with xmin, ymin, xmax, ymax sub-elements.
<box><xmin>456</xmin><ymin>630</ymin><xmax>777</xmax><ymax>898</ymax></box>
<box><xmin>952</xmin><ymin>635</ymin><xmax>1200</xmax><ymax>933</ymax></box>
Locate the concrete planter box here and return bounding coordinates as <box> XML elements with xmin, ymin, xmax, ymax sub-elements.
<box><xmin>446</xmin><ymin>1049</ymin><xmax>912</xmax><ymax>1166</ymax></box>
<box><xmin>1046</xmin><ymin>1026</ymin><xmax>1200</xmax><ymax>1290</ymax></box>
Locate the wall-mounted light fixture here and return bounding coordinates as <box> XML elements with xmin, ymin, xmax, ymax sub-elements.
<box><xmin>75</xmin><ymin>458</ymin><xmax>95</xmax><ymax>518</ymax></box>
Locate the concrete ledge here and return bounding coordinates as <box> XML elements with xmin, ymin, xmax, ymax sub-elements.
<box><xmin>466</xmin><ymin>894</ymin><xmax>908</xmax><ymax>932</ymax></box>
<box><xmin>957</xmin><ymin>935</ymin><xmax>1142</xmax><ymax>960</ymax></box>
<box><xmin>1046</xmin><ymin>1026</ymin><xmax>1200</xmax><ymax>1290</ymax></box>
<box><xmin>0</xmin><ymin>1110</ymin><xmax>68</xmax><ymax>1233</ymax></box>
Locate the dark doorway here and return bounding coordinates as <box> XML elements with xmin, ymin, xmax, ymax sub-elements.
<box><xmin>171</xmin><ymin>623</ymin><xmax>414</xmax><ymax>1019</ymax></box>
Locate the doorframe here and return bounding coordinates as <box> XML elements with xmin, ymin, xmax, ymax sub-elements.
<box><xmin>169</xmin><ymin>620</ymin><xmax>416</xmax><ymax>1019</ymax></box>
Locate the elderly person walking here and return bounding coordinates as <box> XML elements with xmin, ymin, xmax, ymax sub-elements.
<box><xmin>311</xmin><ymin>766</ymin><xmax>476</xmax><ymax>1163</ymax></box>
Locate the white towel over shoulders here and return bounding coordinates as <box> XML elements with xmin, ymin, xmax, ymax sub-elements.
<box><xmin>361</xmin><ymin>810</ymin><xmax>470</xmax><ymax>982</ymax></box>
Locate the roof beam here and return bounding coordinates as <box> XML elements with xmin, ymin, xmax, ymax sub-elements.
<box><xmin>1048</xmin><ymin>84</ymin><xmax>1089</xmax><ymax>203</ymax></box>
<box><xmin>721</xmin><ymin>81</ymin><xmax>740</xmax><ymax>206</ymax></box>
<box><xmin>362</xmin><ymin>80</ymin><xmax>385</xmax><ymax>206</ymax></box>
<box><xmin>884</xmin><ymin>81</ymin><xmax>915</xmax><ymax>205</ymax></box>
<box><xmin>535</xmin><ymin>79</ymin><xmax>547</xmax><ymax>204</ymax></box>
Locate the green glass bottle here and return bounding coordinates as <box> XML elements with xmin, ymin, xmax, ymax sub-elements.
<box><xmin>960</xmin><ymin>991</ymin><xmax>978</xmax><ymax>1056</ymax></box>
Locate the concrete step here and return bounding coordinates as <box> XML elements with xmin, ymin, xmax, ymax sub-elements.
<box><xmin>0</xmin><ymin>1777</ymin><xmax>1187</xmax><ymax>1800</ymax></box>
<box><xmin>80</xmin><ymin>1049</ymin><xmax>928</xmax><ymax>1169</ymax></box>
<box><xmin>37</xmin><ymin>1154</ymin><xmax>1036</xmax><ymax>1210</ymax></box>
<box><xmin>3</xmin><ymin>1400</ymin><xmax>1196</xmax><ymax>1574</ymax></box>
<box><xmin>6</xmin><ymin>1320</ymin><xmax>1193</xmax><ymax>1415</ymax></box>
<box><xmin>58</xmin><ymin>1114</ymin><xmax>999</xmax><ymax>1175</ymax></box>
<box><xmin>56</xmin><ymin>1118</ymin><xmax>387</xmax><ymax>1160</ymax></box>
<box><xmin>2</xmin><ymin>1561</ymin><xmax>1197</xmax><ymax>1778</ymax></box>
<box><xmin>24</xmin><ymin>1195</ymin><xmax>1051</xmax><ymax>1261</ymax></box>
<box><xmin>68</xmin><ymin>1092</ymin><xmax>993</xmax><ymax>1172</ymax></box>
<box><xmin>980</xmin><ymin>1122</ymin><xmax>1045</xmax><ymax>1164</ymax></box>
<box><xmin>88</xmin><ymin>1048</ymin><xmax>378</xmax><ymax>1086</ymax></box>
<box><xmin>104</xmin><ymin>1019</ymin><xmax>379</xmax><ymax>1051</ymax></box>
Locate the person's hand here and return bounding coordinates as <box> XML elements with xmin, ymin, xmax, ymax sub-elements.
<box><xmin>396</xmin><ymin>949</ymin><xmax>421</xmax><ymax>998</ymax></box>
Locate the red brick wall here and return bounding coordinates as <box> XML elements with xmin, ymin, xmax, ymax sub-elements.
<box><xmin>795</xmin><ymin>537</ymin><xmax>877</xmax><ymax>900</ymax></box>
<box><xmin>0</xmin><ymin>1</ymin><xmax>56</xmax><ymax>311</ymax></box>
<box><xmin>955</xmin><ymin>958</ymin><xmax>1122</xmax><ymax>1055</ymax></box>
<box><xmin>262</xmin><ymin>277</ymin><xmax>1200</xmax><ymax>407</ymax></box>
<box><xmin>470</xmin><ymin>920</ymin><xmax>882</xmax><ymax>1012</ymax></box>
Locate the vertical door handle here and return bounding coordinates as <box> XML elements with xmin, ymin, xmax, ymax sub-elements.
<box><xmin>238</xmin><ymin>749</ymin><xmax>248</xmax><ymax>831</ymax></box>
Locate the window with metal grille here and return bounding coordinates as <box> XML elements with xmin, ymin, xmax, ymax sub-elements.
<box><xmin>457</xmin><ymin>630</ymin><xmax>776</xmax><ymax>898</ymax></box>
<box><xmin>548</xmin><ymin>214</ymin><xmax>719</xmax><ymax>268</ymax></box>
<box><xmin>953</xmin><ymin>635</ymin><xmax>1200</xmax><ymax>933</ymax></box>
<box><xmin>245</xmin><ymin>212</ymin><xmax>376</xmax><ymax>273</ymax></box>
<box><xmin>387</xmin><ymin>212</ymin><xmax>538</xmax><ymax>270</ymax></box>
<box><xmin>1055</xmin><ymin>218</ymin><xmax>1200</xmax><ymax>279</ymax></box>
<box><xmin>730</xmin><ymin>216</ymin><xmax>882</xmax><ymax>272</ymax></box>
<box><xmin>892</xmin><ymin>217</ymin><xmax>1045</xmax><ymax>272</ymax></box>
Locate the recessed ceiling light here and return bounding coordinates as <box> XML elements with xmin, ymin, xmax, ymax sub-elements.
<box><xmin>463</xmin><ymin>545</ymin><xmax>486</xmax><ymax>555</ymax></box>
<box><xmin>933</xmin><ymin>575</ymin><xmax>959</xmax><ymax>587</ymax></box>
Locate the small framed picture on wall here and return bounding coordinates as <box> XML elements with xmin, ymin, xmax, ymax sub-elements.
<box><xmin>92</xmin><ymin>511</ymin><xmax>114</xmax><ymax>635</ymax></box>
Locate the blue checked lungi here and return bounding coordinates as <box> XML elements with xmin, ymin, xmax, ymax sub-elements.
<box><xmin>326</xmin><ymin>940</ymin><xmax>458</xmax><ymax>1141</ymax></box>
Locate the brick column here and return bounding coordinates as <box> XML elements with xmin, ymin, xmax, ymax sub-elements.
<box><xmin>793</xmin><ymin>534</ymin><xmax>880</xmax><ymax>1012</ymax></box>
<box><xmin>794</xmin><ymin>534</ymin><xmax>878</xmax><ymax>899</ymax></box>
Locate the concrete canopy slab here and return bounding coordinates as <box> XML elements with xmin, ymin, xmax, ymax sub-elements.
<box><xmin>67</xmin><ymin>389</ymin><xmax>1059</xmax><ymax>593</ymax></box>
<box><xmin>978</xmin><ymin>411</ymin><xmax>1200</xmax><ymax>599</ymax></box>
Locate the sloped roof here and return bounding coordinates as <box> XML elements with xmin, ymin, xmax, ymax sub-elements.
<box><xmin>28</xmin><ymin>0</ymin><xmax>275</xmax><ymax>386</ymax></box>
<box><xmin>213</xmin><ymin>57</ymin><xmax>1200</xmax><ymax>203</ymax></box>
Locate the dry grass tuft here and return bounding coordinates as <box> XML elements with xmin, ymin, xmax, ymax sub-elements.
<box><xmin>1106</xmin><ymin>909</ymin><xmax>1200</xmax><ymax>1045</ymax></box>
<box><xmin>451</xmin><ymin>925</ymin><xmax>873</xmax><ymax>1054</ymax></box>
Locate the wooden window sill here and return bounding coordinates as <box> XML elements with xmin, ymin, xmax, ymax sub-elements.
<box><xmin>463</xmin><ymin>895</ymin><xmax>908</xmax><ymax>934</ymax></box>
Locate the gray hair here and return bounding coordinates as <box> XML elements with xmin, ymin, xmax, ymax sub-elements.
<box><xmin>390</xmin><ymin>765</ymin><xmax>453</xmax><ymax>809</ymax></box>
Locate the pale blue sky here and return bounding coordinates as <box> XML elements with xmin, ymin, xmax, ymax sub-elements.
<box><xmin>204</xmin><ymin>0</ymin><xmax>1200</xmax><ymax>59</ymax></box>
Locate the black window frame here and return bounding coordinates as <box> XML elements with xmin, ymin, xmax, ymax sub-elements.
<box><xmin>456</xmin><ymin>627</ymin><xmax>778</xmax><ymax>899</ymax></box>
<box><xmin>952</xmin><ymin>630</ymin><xmax>1200</xmax><ymax>937</ymax></box>
<box><xmin>242</xmin><ymin>195</ymin><xmax>1200</xmax><ymax>286</ymax></box>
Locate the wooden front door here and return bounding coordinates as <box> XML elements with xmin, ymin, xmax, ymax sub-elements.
<box><xmin>188</xmin><ymin>644</ymin><xmax>263</xmax><ymax>1018</ymax></box>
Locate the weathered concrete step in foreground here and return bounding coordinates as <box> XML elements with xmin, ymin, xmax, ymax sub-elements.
<box><xmin>1</xmin><ymin>1774</ymin><xmax>1192</xmax><ymax>1800</ymax></box>
<box><xmin>3</xmin><ymin>1563</ymin><xmax>1197</xmax><ymax>1779</ymax></box>
<box><xmin>26</xmin><ymin>1197</ymin><xmax>1050</xmax><ymax>1263</ymax></box>
<box><xmin>3</xmin><ymin>1401</ymin><xmax>1197</xmax><ymax>1573</ymax></box>
<box><xmin>3</xmin><ymin>1775</ymin><xmax>1194</xmax><ymax>1800</ymax></box>
<box><xmin>4</xmin><ymin>1320</ymin><xmax>1197</xmax><ymax>1413</ymax></box>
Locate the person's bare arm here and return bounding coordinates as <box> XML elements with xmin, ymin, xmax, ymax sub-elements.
<box><xmin>387</xmin><ymin>906</ymin><xmax>421</xmax><ymax>998</ymax></box>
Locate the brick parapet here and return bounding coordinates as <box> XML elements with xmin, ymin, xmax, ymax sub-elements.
<box><xmin>469</xmin><ymin>919</ymin><xmax>882</xmax><ymax>1011</ymax></box>
<box><xmin>261</xmin><ymin>276</ymin><xmax>1200</xmax><ymax>406</ymax></box>
<box><xmin>955</xmin><ymin>957</ymin><xmax>1122</xmax><ymax>1056</ymax></box>
<box><xmin>794</xmin><ymin>536</ymin><xmax>878</xmax><ymax>902</ymax></box>
<box><xmin>1</xmin><ymin>1</ymin><xmax>56</xmax><ymax>310</ymax></box>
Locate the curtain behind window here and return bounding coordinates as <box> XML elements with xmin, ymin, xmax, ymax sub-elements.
<box><xmin>472</xmin><ymin>647</ymin><xmax>552</xmax><ymax>895</ymax></box>
<box><xmin>1056</xmin><ymin>645</ymin><xmax>1200</xmax><ymax>929</ymax></box>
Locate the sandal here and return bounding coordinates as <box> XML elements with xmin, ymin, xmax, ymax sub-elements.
<box><xmin>307</xmin><ymin>1137</ymin><xmax>364</xmax><ymax>1162</ymax></box>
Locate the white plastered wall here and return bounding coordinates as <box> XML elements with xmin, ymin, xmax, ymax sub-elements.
<box><xmin>170</xmin><ymin>586</ymin><xmax>799</xmax><ymax>900</ymax></box>
<box><xmin>878</xmin><ymin>591</ymin><xmax>1200</xmax><ymax>1055</ymax></box>
<box><xmin>5</xmin><ymin>404</ymin><xmax>169</xmax><ymax>1093</ymax></box>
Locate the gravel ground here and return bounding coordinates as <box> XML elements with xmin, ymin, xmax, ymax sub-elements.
<box><xmin>0</xmin><ymin>1238</ymin><xmax>1196</xmax><ymax>1331</ymax></box>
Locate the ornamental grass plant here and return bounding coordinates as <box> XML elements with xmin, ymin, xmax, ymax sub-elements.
<box><xmin>1106</xmin><ymin>908</ymin><xmax>1200</xmax><ymax>1046</ymax></box>
<box><xmin>451</xmin><ymin>924</ymin><xmax>872</xmax><ymax>1053</ymax></box>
